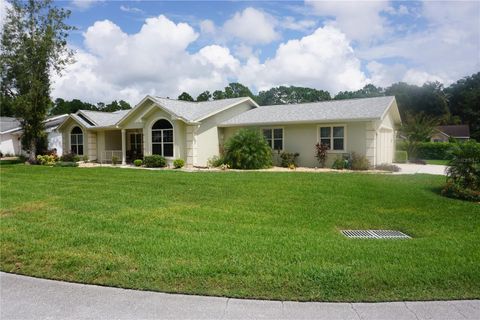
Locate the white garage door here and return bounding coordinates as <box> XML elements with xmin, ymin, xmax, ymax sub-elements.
<box><xmin>376</xmin><ymin>128</ymin><xmax>394</xmax><ymax>165</ymax></box>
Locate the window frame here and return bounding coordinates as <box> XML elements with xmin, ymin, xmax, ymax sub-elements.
<box><xmin>70</xmin><ymin>126</ymin><xmax>84</xmax><ymax>155</ymax></box>
<box><xmin>262</xmin><ymin>127</ymin><xmax>284</xmax><ymax>151</ymax></box>
<box><xmin>150</xmin><ymin>118</ymin><xmax>174</xmax><ymax>158</ymax></box>
<box><xmin>317</xmin><ymin>124</ymin><xmax>347</xmax><ymax>153</ymax></box>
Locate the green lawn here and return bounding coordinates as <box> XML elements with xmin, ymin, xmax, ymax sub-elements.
<box><xmin>1</xmin><ymin>165</ymin><xmax>479</xmax><ymax>302</ymax></box>
<box><xmin>424</xmin><ymin>159</ymin><xmax>449</xmax><ymax>165</ymax></box>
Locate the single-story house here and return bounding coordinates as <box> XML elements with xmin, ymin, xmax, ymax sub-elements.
<box><xmin>0</xmin><ymin>114</ymin><xmax>68</xmax><ymax>156</ymax></box>
<box><xmin>57</xmin><ymin>95</ymin><xmax>401</xmax><ymax>167</ymax></box>
<box><xmin>431</xmin><ymin>125</ymin><xmax>470</xmax><ymax>142</ymax></box>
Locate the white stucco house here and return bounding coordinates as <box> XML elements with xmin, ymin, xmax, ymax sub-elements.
<box><xmin>0</xmin><ymin>114</ymin><xmax>68</xmax><ymax>156</ymax></box>
<box><xmin>57</xmin><ymin>95</ymin><xmax>401</xmax><ymax>167</ymax></box>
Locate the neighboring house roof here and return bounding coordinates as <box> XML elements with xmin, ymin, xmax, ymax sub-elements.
<box><xmin>0</xmin><ymin>117</ymin><xmax>21</xmax><ymax>134</ymax></box>
<box><xmin>435</xmin><ymin>125</ymin><xmax>470</xmax><ymax>138</ymax></box>
<box><xmin>0</xmin><ymin>114</ymin><xmax>68</xmax><ymax>134</ymax></box>
<box><xmin>77</xmin><ymin>110</ymin><xmax>130</xmax><ymax>127</ymax></box>
<box><xmin>220</xmin><ymin>96</ymin><xmax>399</xmax><ymax>126</ymax></box>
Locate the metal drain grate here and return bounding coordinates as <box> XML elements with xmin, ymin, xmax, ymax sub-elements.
<box><xmin>341</xmin><ymin>230</ymin><xmax>411</xmax><ymax>239</ymax></box>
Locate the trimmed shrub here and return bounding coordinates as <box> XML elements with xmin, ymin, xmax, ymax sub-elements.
<box><xmin>53</xmin><ymin>161</ymin><xmax>78</xmax><ymax>167</ymax></box>
<box><xmin>60</xmin><ymin>152</ymin><xmax>80</xmax><ymax>162</ymax></box>
<box><xmin>395</xmin><ymin>151</ymin><xmax>408</xmax><ymax>163</ymax></box>
<box><xmin>223</xmin><ymin>129</ymin><xmax>272</xmax><ymax>169</ymax></box>
<box><xmin>133</xmin><ymin>159</ymin><xmax>143</xmax><ymax>167</ymax></box>
<box><xmin>332</xmin><ymin>158</ymin><xmax>348</xmax><ymax>170</ymax></box>
<box><xmin>173</xmin><ymin>159</ymin><xmax>185</xmax><ymax>169</ymax></box>
<box><xmin>397</xmin><ymin>141</ymin><xmax>457</xmax><ymax>160</ymax></box>
<box><xmin>442</xmin><ymin>181</ymin><xmax>480</xmax><ymax>202</ymax></box>
<box><xmin>111</xmin><ymin>156</ymin><xmax>118</xmax><ymax>165</ymax></box>
<box><xmin>208</xmin><ymin>155</ymin><xmax>226</xmax><ymax>168</ymax></box>
<box><xmin>36</xmin><ymin>155</ymin><xmax>57</xmax><ymax>166</ymax></box>
<box><xmin>350</xmin><ymin>152</ymin><xmax>370</xmax><ymax>170</ymax></box>
<box><xmin>280</xmin><ymin>152</ymin><xmax>299</xmax><ymax>168</ymax></box>
<box><xmin>144</xmin><ymin>155</ymin><xmax>166</xmax><ymax>168</ymax></box>
<box><xmin>82</xmin><ymin>155</ymin><xmax>89</xmax><ymax>162</ymax></box>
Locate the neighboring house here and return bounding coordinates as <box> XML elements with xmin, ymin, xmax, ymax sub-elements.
<box><xmin>431</xmin><ymin>125</ymin><xmax>470</xmax><ymax>142</ymax></box>
<box><xmin>57</xmin><ymin>95</ymin><xmax>401</xmax><ymax>167</ymax></box>
<box><xmin>0</xmin><ymin>114</ymin><xmax>68</xmax><ymax>156</ymax></box>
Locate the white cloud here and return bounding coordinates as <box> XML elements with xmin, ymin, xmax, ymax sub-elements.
<box><xmin>119</xmin><ymin>5</ymin><xmax>144</xmax><ymax>15</ymax></box>
<box><xmin>305</xmin><ymin>0</ymin><xmax>390</xmax><ymax>43</ymax></box>
<box><xmin>238</xmin><ymin>26</ymin><xmax>367</xmax><ymax>93</ymax></box>
<box><xmin>0</xmin><ymin>0</ymin><xmax>11</xmax><ymax>29</ymax></box>
<box><xmin>402</xmin><ymin>69</ymin><xmax>444</xmax><ymax>86</ymax></box>
<box><xmin>282</xmin><ymin>16</ymin><xmax>316</xmax><ymax>32</ymax></box>
<box><xmin>71</xmin><ymin>0</ymin><xmax>104</xmax><ymax>10</ymax></box>
<box><xmin>199</xmin><ymin>19</ymin><xmax>216</xmax><ymax>34</ymax></box>
<box><xmin>52</xmin><ymin>15</ymin><xmax>240</xmax><ymax>103</ymax></box>
<box><xmin>223</xmin><ymin>7</ymin><xmax>279</xmax><ymax>44</ymax></box>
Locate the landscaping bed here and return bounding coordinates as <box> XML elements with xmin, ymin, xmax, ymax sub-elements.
<box><xmin>0</xmin><ymin>164</ymin><xmax>479</xmax><ymax>302</ymax></box>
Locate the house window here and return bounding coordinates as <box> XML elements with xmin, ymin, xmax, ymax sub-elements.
<box><xmin>152</xmin><ymin>119</ymin><xmax>173</xmax><ymax>157</ymax></box>
<box><xmin>319</xmin><ymin>125</ymin><xmax>345</xmax><ymax>151</ymax></box>
<box><xmin>263</xmin><ymin>128</ymin><xmax>283</xmax><ymax>150</ymax></box>
<box><xmin>130</xmin><ymin>133</ymin><xmax>143</xmax><ymax>152</ymax></box>
<box><xmin>70</xmin><ymin>126</ymin><xmax>83</xmax><ymax>155</ymax></box>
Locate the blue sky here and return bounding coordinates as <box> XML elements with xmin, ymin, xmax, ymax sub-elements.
<box><xmin>2</xmin><ymin>0</ymin><xmax>478</xmax><ymax>104</ymax></box>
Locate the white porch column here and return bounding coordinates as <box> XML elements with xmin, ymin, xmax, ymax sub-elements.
<box><xmin>121</xmin><ymin>129</ymin><xmax>126</xmax><ymax>165</ymax></box>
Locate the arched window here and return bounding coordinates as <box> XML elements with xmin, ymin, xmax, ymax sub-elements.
<box><xmin>152</xmin><ymin>119</ymin><xmax>173</xmax><ymax>157</ymax></box>
<box><xmin>70</xmin><ymin>126</ymin><xmax>84</xmax><ymax>155</ymax></box>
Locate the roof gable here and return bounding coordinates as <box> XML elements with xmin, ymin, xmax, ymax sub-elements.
<box><xmin>436</xmin><ymin>125</ymin><xmax>470</xmax><ymax>138</ymax></box>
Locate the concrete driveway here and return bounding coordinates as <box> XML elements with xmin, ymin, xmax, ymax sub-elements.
<box><xmin>394</xmin><ymin>163</ymin><xmax>448</xmax><ymax>175</ymax></box>
<box><xmin>1</xmin><ymin>272</ymin><xmax>479</xmax><ymax>320</ymax></box>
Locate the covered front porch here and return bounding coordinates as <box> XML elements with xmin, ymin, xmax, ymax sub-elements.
<box><xmin>97</xmin><ymin>129</ymin><xmax>143</xmax><ymax>164</ymax></box>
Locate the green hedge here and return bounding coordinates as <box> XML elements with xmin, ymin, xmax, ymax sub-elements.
<box><xmin>394</xmin><ymin>151</ymin><xmax>408</xmax><ymax>163</ymax></box>
<box><xmin>397</xmin><ymin>142</ymin><xmax>456</xmax><ymax>160</ymax></box>
<box><xmin>144</xmin><ymin>155</ymin><xmax>166</xmax><ymax>168</ymax></box>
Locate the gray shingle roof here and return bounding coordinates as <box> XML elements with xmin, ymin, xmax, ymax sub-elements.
<box><xmin>78</xmin><ymin>110</ymin><xmax>130</xmax><ymax>127</ymax></box>
<box><xmin>220</xmin><ymin>96</ymin><xmax>396</xmax><ymax>126</ymax></box>
<box><xmin>436</xmin><ymin>125</ymin><xmax>470</xmax><ymax>138</ymax></box>
<box><xmin>152</xmin><ymin>97</ymin><xmax>250</xmax><ymax>122</ymax></box>
<box><xmin>0</xmin><ymin>117</ymin><xmax>21</xmax><ymax>133</ymax></box>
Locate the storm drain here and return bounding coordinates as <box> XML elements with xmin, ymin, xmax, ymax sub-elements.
<box><xmin>341</xmin><ymin>230</ymin><xmax>411</xmax><ymax>239</ymax></box>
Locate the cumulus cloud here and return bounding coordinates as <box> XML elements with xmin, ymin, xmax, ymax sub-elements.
<box><xmin>238</xmin><ymin>26</ymin><xmax>367</xmax><ymax>93</ymax></box>
<box><xmin>119</xmin><ymin>5</ymin><xmax>144</xmax><ymax>15</ymax></box>
<box><xmin>71</xmin><ymin>0</ymin><xmax>104</xmax><ymax>10</ymax></box>
<box><xmin>282</xmin><ymin>16</ymin><xmax>316</xmax><ymax>32</ymax></box>
<box><xmin>223</xmin><ymin>7</ymin><xmax>279</xmax><ymax>44</ymax></box>
<box><xmin>52</xmin><ymin>15</ymin><xmax>240</xmax><ymax>103</ymax></box>
<box><xmin>305</xmin><ymin>0</ymin><xmax>390</xmax><ymax>43</ymax></box>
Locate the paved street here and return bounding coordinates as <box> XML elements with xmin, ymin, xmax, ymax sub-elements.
<box><xmin>1</xmin><ymin>272</ymin><xmax>478</xmax><ymax>319</ymax></box>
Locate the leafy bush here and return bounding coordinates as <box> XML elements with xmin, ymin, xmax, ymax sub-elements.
<box><xmin>173</xmin><ymin>159</ymin><xmax>185</xmax><ymax>169</ymax></box>
<box><xmin>350</xmin><ymin>152</ymin><xmax>370</xmax><ymax>170</ymax></box>
<box><xmin>395</xmin><ymin>151</ymin><xmax>408</xmax><ymax>163</ymax></box>
<box><xmin>332</xmin><ymin>158</ymin><xmax>348</xmax><ymax>170</ymax></box>
<box><xmin>111</xmin><ymin>156</ymin><xmax>118</xmax><ymax>165</ymax></box>
<box><xmin>208</xmin><ymin>155</ymin><xmax>226</xmax><ymax>168</ymax></box>
<box><xmin>133</xmin><ymin>159</ymin><xmax>143</xmax><ymax>167</ymax></box>
<box><xmin>442</xmin><ymin>181</ymin><xmax>480</xmax><ymax>202</ymax></box>
<box><xmin>314</xmin><ymin>142</ymin><xmax>329</xmax><ymax>168</ymax></box>
<box><xmin>53</xmin><ymin>161</ymin><xmax>78</xmax><ymax>167</ymax></box>
<box><xmin>36</xmin><ymin>154</ymin><xmax>57</xmax><ymax>166</ymax></box>
<box><xmin>82</xmin><ymin>155</ymin><xmax>89</xmax><ymax>162</ymax></box>
<box><xmin>446</xmin><ymin>141</ymin><xmax>480</xmax><ymax>190</ymax></box>
<box><xmin>409</xmin><ymin>159</ymin><xmax>427</xmax><ymax>165</ymax></box>
<box><xmin>60</xmin><ymin>152</ymin><xmax>80</xmax><ymax>162</ymax></box>
<box><xmin>375</xmin><ymin>164</ymin><xmax>401</xmax><ymax>172</ymax></box>
<box><xmin>223</xmin><ymin>129</ymin><xmax>272</xmax><ymax>169</ymax></box>
<box><xmin>280</xmin><ymin>152</ymin><xmax>299</xmax><ymax>168</ymax></box>
<box><xmin>144</xmin><ymin>155</ymin><xmax>166</xmax><ymax>168</ymax></box>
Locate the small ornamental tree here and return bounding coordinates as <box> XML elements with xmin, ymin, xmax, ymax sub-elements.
<box><xmin>223</xmin><ymin>129</ymin><xmax>272</xmax><ymax>169</ymax></box>
<box><xmin>315</xmin><ymin>142</ymin><xmax>329</xmax><ymax>167</ymax></box>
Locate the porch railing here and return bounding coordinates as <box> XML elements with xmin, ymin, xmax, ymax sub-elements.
<box><xmin>102</xmin><ymin>150</ymin><xmax>122</xmax><ymax>164</ymax></box>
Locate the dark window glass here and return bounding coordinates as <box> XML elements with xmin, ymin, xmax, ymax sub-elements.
<box><xmin>333</xmin><ymin>127</ymin><xmax>344</xmax><ymax>138</ymax></box>
<box><xmin>273</xmin><ymin>128</ymin><xmax>283</xmax><ymax>139</ymax></box>
<box><xmin>333</xmin><ymin>138</ymin><xmax>344</xmax><ymax>150</ymax></box>
<box><xmin>152</xmin><ymin>119</ymin><xmax>173</xmax><ymax>130</ymax></box>
<box><xmin>71</xmin><ymin>146</ymin><xmax>77</xmax><ymax>154</ymax></box>
<box><xmin>273</xmin><ymin>139</ymin><xmax>282</xmax><ymax>150</ymax></box>
<box><xmin>71</xmin><ymin>135</ymin><xmax>77</xmax><ymax>144</ymax></box>
<box><xmin>163</xmin><ymin>130</ymin><xmax>173</xmax><ymax>142</ymax></box>
<box><xmin>77</xmin><ymin>145</ymin><xmax>83</xmax><ymax>155</ymax></box>
<box><xmin>152</xmin><ymin>144</ymin><xmax>162</xmax><ymax>155</ymax></box>
<box><xmin>71</xmin><ymin>126</ymin><xmax>82</xmax><ymax>134</ymax></box>
<box><xmin>77</xmin><ymin>135</ymin><xmax>83</xmax><ymax>144</ymax></box>
<box><xmin>263</xmin><ymin>129</ymin><xmax>272</xmax><ymax>139</ymax></box>
<box><xmin>320</xmin><ymin>127</ymin><xmax>331</xmax><ymax>138</ymax></box>
<box><xmin>320</xmin><ymin>138</ymin><xmax>330</xmax><ymax>148</ymax></box>
<box><xmin>163</xmin><ymin>143</ymin><xmax>173</xmax><ymax>157</ymax></box>
<box><xmin>152</xmin><ymin>131</ymin><xmax>162</xmax><ymax>143</ymax></box>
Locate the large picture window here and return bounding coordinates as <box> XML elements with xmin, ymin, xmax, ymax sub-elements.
<box><xmin>70</xmin><ymin>126</ymin><xmax>83</xmax><ymax>155</ymax></box>
<box><xmin>130</xmin><ymin>133</ymin><xmax>143</xmax><ymax>152</ymax></box>
<box><xmin>319</xmin><ymin>125</ymin><xmax>345</xmax><ymax>151</ymax></box>
<box><xmin>152</xmin><ymin>119</ymin><xmax>174</xmax><ymax>157</ymax></box>
<box><xmin>262</xmin><ymin>128</ymin><xmax>283</xmax><ymax>150</ymax></box>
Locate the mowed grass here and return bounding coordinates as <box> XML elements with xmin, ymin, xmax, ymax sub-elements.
<box><xmin>424</xmin><ymin>159</ymin><xmax>449</xmax><ymax>165</ymax></box>
<box><xmin>0</xmin><ymin>165</ymin><xmax>479</xmax><ymax>302</ymax></box>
